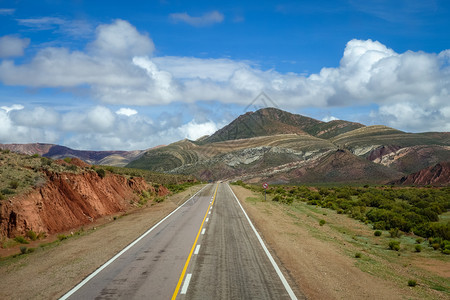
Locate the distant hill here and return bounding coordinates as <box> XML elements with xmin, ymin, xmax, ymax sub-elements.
<box><xmin>390</xmin><ymin>162</ymin><xmax>450</xmax><ymax>186</ymax></box>
<box><xmin>2</xmin><ymin>107</ymin><xmax>449</xmax><ymax>185</ymax></box>
<box><xmin>128</xmin><ymin>107</ymin><xmax>450</xmax><ymax>185</ymax></box>
<box><xmin>0</xmin><ymin>143</ymin><xmax>146</xmax><ymax>167</ymax></box>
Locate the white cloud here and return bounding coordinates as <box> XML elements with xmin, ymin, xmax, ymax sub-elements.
<box><xmin>116</xmin><ymin>108</ymin><xmax>138</xmax><ymax>116</ymax></box>
<box><xmin>0</xmin><ymin>19</ymin><xmax>449</xmax><ymax>133</ymax></box>
<box><xmin>0</xmin><ymin>9</ymin><xmax>15</xmax><ymax>15</ymax></box>
<box><xmin>179</xmin><ymin>120</ymin><xmax>219</xmax><ymax>140</ymax></box>
<box><xmin>1</xmin><ymin>104</ymin><xmax>24</xmax><ymax>113</ymax></box>
<box><xmin>89</xmin><ymin>19</ymin><xmax>154</xmax><ymax>58</ymax></box>
<box><xmin>0</xmin><ymin>35</ymin><xmax>30</xmax><ymax>57</ymax></box>
<box><xmin>10</xmin><ymin>107</ymin><xmax>59</xmax><ymax>127</ymax></box>
<box><xmin>169</xmin><ymin>10</ymin><xmax>224</xmax><ymax>27</ymax></box>
<box><xmin>322</xmin><ymin>116</ymin><xmax>338</xmax><ymax>122</ymax></box>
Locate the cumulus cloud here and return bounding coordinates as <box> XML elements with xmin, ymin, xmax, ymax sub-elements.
<box><xmin>89</xmin><ymin>19</ymin><xmax>154</xmax><ymax>57</ymax></box>
<box><xmin>0</xmin><ymin>19</ymin><xmax>449</xmax><ymax>133</ymax></box>
<box><xmin>0</xmin><ymin>35</ymin><xmax>30</xmax><ymax>57</ymax></box>
<box><xmin>0</xmin><ymin>104</ymin><xmax>223</xmax><ymax>150</ymax></box>
<box><xmin>116</xmin><ymin>107</ymin><xmax>138</xmax><ymax>116</ymax></box>
<box><xmin>169</xmin><ymin>10</ymin><xmax>224</xmax><ymax>27</ymax></box>
<box><xmin>179</xmin><ymin>120</ymin><xmax>220</xmax><ymax>140</ymax></box>
<box><xmin>1</xmin><ymin>104</ymin><xmax>24</xmax><ymax>113</ymax></box>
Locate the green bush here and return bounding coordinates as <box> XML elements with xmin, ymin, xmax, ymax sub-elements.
<box><xmin>389</xmin><ymin>228</ymin><xmax>401</xmax><ymax>238</ymax></box>
<box><xmin>415</xmin><ymin>238</ymin><xmax>423</xmax><ymax>244</ymax></box>
<box><xmin>408</xmin><ymin>280</ymin><xmax>417</xmax><ymax>287</ymax></box>
<box><xmin>57</xmin><ymin>234</ymin><xmax>68</xmax><ymax>241</ymax></box>
<box><xmin>14</xmin><ymin>236</ymin><xmax>29</xmax><ymax>244</ymax></box>
<box><xmin>374</xmin><ymin>230</ymin><xmax>382</xmax><ymax>236</ymax></box>
<box><xmin>26</xmin><ymin>230</ymin><xmax>37</xmax><ymax>241</ymax></box>
<box><xmin>20</xmin><ymin>246</ymin><xmax>27</xmax><ymax>254</ymax></box>
<box><xmin>63</xmin><ymin>157</ymin><xmax>72</xmax><ymax>163</ymax></box>
<box><xmin>355</xmin><ymin>252</ymin><xmax>362</xmax><ymax>258</ymax></box>
<box><xmin>415</xmin><ymin>245</ymin><xmax>422</xmax><ymax>252</ymax></box>
<box><xmin>389</xmin><ymin>240</ymin><xmax>400</xmax><ymax>251</ymax></box>
<box><xmin>96</xmin><ymin>168</ymin><xmax>106</xmax><ymax>178</ymax></box>
<box><xmin>9</xmin><ymin>180</ymin><xmax>19</xmax><ymax>189</ymax></box>
<box><xmin>319</xmin><ymin>219</ymin><xmax>326</xmax><ymax>226</ymax></box>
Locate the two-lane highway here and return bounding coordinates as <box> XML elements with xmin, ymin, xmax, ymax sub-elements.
<box><xmin>62</xmin><ymin>184</ymin><xmax>216</xmax><ymax>300</ymax></box>
<box><xmin>61</xmin><ymin>182</ymin><xmax>300</xmax><ymax>299</ymax></box>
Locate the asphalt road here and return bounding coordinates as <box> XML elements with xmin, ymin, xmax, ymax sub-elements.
<box><xmin>61</xmin><ymin>182</ymin><xmax>299</xmax><ymax>300</ymax></box>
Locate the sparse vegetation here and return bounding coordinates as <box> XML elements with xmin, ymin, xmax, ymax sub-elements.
<box><xmin>14</xmin><ymin>236</ymin><xmax>29</xmax><ymax>244</ymax></box>
<box><xmin>235</xmin><ymin>183</ymin><xmax>450</xmax><ymax>254</ymax></box>
<box><xmin>26</xmin><ymin>230</ymin><xmax>37</xmax><ymax>241</ymax></box>
<box><xmin>388</xmin><ymin>240</ymin><xmax>400</xmax><ymax>251</ymax></box>
<box><xmin>408</xmin><ymin>280</ymin><xmax>417</xmax><ymax>287</ymax></box>
<box><xmin>96</xmin><ymin>168</ymin><xmax>106</xmax><ymax>178</ymax></box>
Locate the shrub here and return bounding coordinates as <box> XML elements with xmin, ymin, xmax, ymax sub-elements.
<box><xmin>374</xmin><ymin>230</ymin><xmax>382</xmax><ymax>236</ymax></box>
<box><xmin>20</xmin><ymin>246</ymin><xmax>27</xmax><ymax>254</ymax></box>
<box><xmin>389</xmin><ymin>228</ymin><xmax>401</xmax><ymax>238</ymax></box>
<box><xmin>27</xmin><ymin>247</ymin><xmax>35</xmax><ymax>253</ymax></box>
<box><xmin>415</xmin><ymin>238</ymin><xmax>423</xmax><ymax>244</ymax></box>
<box><xmin>432</xmin><ymin>243</ymin><xmax>440</xmax><ymax>250</ymax></box>
<box><xmin>96</xmin><ymin>168</ymin><xmax>106</xmax><ymax>178</ymax></box>
<box><xmin>57</xmin><ymin>234</ymin><xmax>68</xmax><ymax>241</ymax></box>
<box><xmin>319</xmin><ymin>219</ymin><xmax>326</xmax><ymax>226</ymax></box>
<box><xmin>408</xmin><ymin>280</ymin><xmax>417</xmax><ymax>287</ymax></box>
<box><xmin>154</xmin><ymin>196</ymin><xmax>165</xmax><ymax>203</ymax></box>
<box><xmin>272</xmin><ymin>195</ymin><xmax>282</xmax><ymax>202</ymax></box>
<box><xmin>355</xmin><ymin>252</ymin><xmax>362</xmax><ymax>258</ymax></box>
<box><xmin>63</xmin><ymin>157</ymin><xmax>72</xmax><ymax>163</ymax></box>
<box><xmin>389</xmin><ymin>241</ymin><xmax>400</xmax><ymax>251</ymax></box>
<box><xmin>415</xmin><ymin>245</ymin><xmax>422</xmax><ymax>252</ymax></box>
<box><xmin>0</xmin><ymin>192</ymin><xmax>4</xmax><ymax>200</ymax></box>
<box><xmin>14</xmin><ymin>236</ymin><xmax>29</xmax><ymax>244</ymax></box>
<box><xmin>9</xmin><ymin>180</ymin><xmax>19</xmax><ymax>189</ymax></box>
<box><xmin>26</xmin><ymin>230</ymin><xmax>37</xmax><ymax>241</ymax></box>
<box><xmin>1</xmin><ymin>188</ymin><xmax>15</xmax><ymax>195</ymax></box>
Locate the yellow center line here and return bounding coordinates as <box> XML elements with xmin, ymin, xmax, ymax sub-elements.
<box><xmin>171</xmin><ymin>183</ymin><xmax>219</xmax><ymax>299</ymax></box>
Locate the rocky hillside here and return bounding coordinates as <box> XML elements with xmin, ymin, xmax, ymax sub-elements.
<box><xmin>128</xmin><ymin>108</ymin><xmax>450</xmax><ymax>185</ymax></box>
<box><xmin>0</xmin><ymin>151</ymin><xmax>170</xmax><ymax>239</ymax></box>
<box><xmin>390</xmin><ymin>162</ymin><xmax>450</xmax><ymax>186</ymax></box>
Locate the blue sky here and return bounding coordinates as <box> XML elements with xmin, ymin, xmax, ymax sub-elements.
<box><xmin>0</xmin><ymin>0</ymin><xmax>449</xmax><ymax>150</ymax></box>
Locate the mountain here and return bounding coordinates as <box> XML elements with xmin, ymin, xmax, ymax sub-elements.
<box><xmin>0</xmin><ymin>143</ymin><xmax>147</xmax><ymax>167</ymax></box>
<box><xmin>390</xmin><ymin>162</ymin><xmax>450</xmax><ymax>186</ymax></box>
<box><xmin>201</xmin><ymin>107</ymin><xmax>364</xmax><ymax>144</ymax></box>
<box><xmin>127</xmin><ymin>107</ymin><xmax>450</xmax><ymax>185</ymax></box>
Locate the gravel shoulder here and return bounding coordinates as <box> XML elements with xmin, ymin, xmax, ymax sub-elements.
<box><xmin>0</xmin><ymin>185</ymin><xmax>205</xmax><ymax>300</ymax></box>
<box><xmin>230</xmin><ymin>185</ymin><xmax>449</xmax><ymax>300</ymax></box>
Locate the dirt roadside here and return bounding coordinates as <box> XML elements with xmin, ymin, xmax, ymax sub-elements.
<box><xmin>0</xmin><ymin>184</ymin><xmax>205</xmax><ymax>300</ymax></box>
<box><xmin>230</xmin><ymin>184</ymin><xmax>449</xmax><ymax>300</ymax></box>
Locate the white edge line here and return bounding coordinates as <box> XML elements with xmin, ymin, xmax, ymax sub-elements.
<box><xmin>180</xmin><ymin>273</ymin><xmax>192</xmax><ymax>294</ymax></box>
<box><xmin>194</xmin><ymin>244</ymin><xmax>201</xmax><ymax>255</ymax></box>
<box><xmin>227</xmin><ymin>183</ymin><xmax>298</xmax><ymax>300</ymax></box>
<box><xmin>59</xmin><ymin>184</ymin><xmax>208</xmax><ymax>300</ymax></box>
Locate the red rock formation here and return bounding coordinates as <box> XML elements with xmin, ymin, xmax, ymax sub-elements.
<box><xmin>0</xmin><ymin>171</ymin><xmax>168</xmax><ymax>238</ymax></box>
<box><xmin>392</xmin><ymin>162</ymin><xmax>450</xmax><ymax>186</ymax></box>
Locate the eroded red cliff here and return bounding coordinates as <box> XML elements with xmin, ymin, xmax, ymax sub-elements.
<box><xmin>0</xmin><ymin>170</ymin><xmax>168</xmax><ymax>238</ymax></box>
